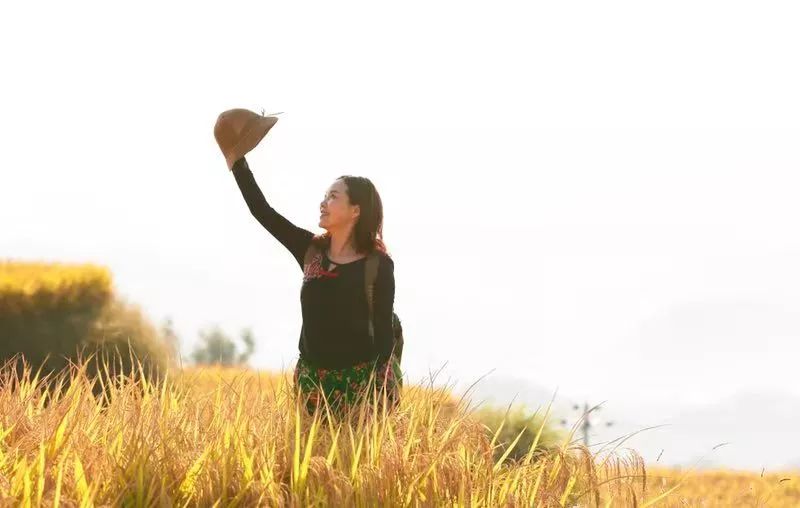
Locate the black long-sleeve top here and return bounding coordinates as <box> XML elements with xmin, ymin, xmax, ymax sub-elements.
<box><xmin>231</xmin><ymin>157</ymin><xmax>396</xmax><ymax>369</ymax></box>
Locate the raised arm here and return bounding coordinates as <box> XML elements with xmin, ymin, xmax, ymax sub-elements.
<box><xmin>231</xmin><ymin>156</ymin><xmax>313</xmax><ymax>270</ymax></box>
<box><xmin>373</xmin><ymin>255</ymin><xmax>396</xmax><ymax>366</ymax></box>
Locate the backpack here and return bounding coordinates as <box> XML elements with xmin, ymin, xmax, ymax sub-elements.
<box><xmin>303</xmin><ymin>243</ymin><xmax>404</xmax><ymax>365</ymax></box>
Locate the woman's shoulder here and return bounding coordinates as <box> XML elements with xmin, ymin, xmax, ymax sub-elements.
<box><xmin>371</xmin><ymin>245</ymin><xmax>393</xmax><ymax>263</ymax></box>
<box><xmin>376</xmin><ymin>250</ymin><xmax>394</xmax><ymax>272</ymax></box>
<box><xmin>366</xmin><ymin>248</ymin><xmax>394</xmax><ymax>276</ymax></box>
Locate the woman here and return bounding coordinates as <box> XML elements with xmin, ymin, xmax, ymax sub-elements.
<box><xmin>231</xmin><ymin>156</ymin><xmax>401</xmax><ymax>418</ymax></box>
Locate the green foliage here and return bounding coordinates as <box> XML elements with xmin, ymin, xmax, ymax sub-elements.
<box><xmin>472</xmin><ymin>402</ymin><xmax>566</xmax><ymax>464</ymax></box>
<box><xmin>0</xmin><ymin>260</ymin><xmax>176</xmax><ymax>389</ymax></box>
<box><xmin>189</xmin><ymin>325</ymin><xmax>255</xmax><ymax>366</ymax></box>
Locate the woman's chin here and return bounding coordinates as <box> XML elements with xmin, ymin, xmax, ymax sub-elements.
<box><xmin>319</xmin><ymin>216</ymin><xmax>335</xmax><ymax>229</ymax></box>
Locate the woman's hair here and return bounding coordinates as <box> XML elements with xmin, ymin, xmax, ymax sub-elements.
<box><xmin>310</xmin><ymin>175</ymin><xmax>389</xmax><ymax>257</ymax></box>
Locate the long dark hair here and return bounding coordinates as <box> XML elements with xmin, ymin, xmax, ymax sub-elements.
<box><xmin>310</xmin><ymin>175</ymin><xmax>389</xmax><ymax>257</ymax></box>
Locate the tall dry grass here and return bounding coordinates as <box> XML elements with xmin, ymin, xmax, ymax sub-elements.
<box><xmin>3</xmin><ymin>354</ymin><xmax>795</xmax><ymax>506</ymax></box>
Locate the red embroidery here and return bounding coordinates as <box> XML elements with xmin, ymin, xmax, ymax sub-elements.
<box><xmin>303</xmin><ymin>252</ymin><xmax>339</xmax><ymax>281</ymax></box>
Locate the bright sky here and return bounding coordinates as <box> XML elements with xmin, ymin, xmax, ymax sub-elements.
<box><xmin>3</xmin><ymin>1</ymin><xmax>799</xmax><ymax>467</ymax></box>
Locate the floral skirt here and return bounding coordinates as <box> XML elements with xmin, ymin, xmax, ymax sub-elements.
<box><xmin>293</xmin><ymin>355</ymin><xmax>402</xmax><ymax>417</ymax></box>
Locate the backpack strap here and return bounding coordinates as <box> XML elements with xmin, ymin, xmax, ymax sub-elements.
<box><xmin>364</xmin><ymin>251</ymin><xmax>381</xmax><ymax>344</ymax></box>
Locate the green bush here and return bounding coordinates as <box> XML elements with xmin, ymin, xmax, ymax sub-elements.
<box><xmin>473</xmin><ymin>402</ymin><xmax>566</xmax><ymax>464</ymax></box>
<box><xmin>0</xmin><ymin>260</ymin><xmax>176</xmax><ymax>391</ymax></box>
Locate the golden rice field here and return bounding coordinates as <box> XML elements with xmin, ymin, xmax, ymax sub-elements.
<box><xmin>0</xmin><ymin>356</ymin><xmax>798</xmax><ymax>507</ymax></box>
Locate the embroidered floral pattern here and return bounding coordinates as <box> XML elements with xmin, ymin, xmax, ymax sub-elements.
<box><xmin>293</xmin><ymin>355</ymin><xmax>402</xmax><ymax>417</ymax></box>
<box><xmin>303</xmin><ymin>252</ymin><xmax>340</xmax><ymax>282</ymax></box>
<box><xmin>302</xmin><ymin>252</ymin><xmax>325</xmax><ymax>282</ymax></box>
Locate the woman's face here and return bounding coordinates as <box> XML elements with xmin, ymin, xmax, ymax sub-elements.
<box><xmin>319</xmin><ymin>179</ymin><xmax>359</xmax><ymax>230</ymax></box>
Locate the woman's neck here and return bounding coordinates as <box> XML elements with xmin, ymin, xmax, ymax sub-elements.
<box><xmin>328</xmin><ymin>232</ymin><xmax>359</xmax><ymax>258</ymax></box>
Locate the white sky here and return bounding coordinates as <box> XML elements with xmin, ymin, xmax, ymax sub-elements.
<box><xmin>2</xmin><ymin>1</ymin><xmax>800</xmax><ymax>466</ymax></box>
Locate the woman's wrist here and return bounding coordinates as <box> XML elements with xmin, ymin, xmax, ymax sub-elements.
<box><xmin>232</xmin><ymin>157</ymin><xmax>249</xmax><ymax>172</ymax></box>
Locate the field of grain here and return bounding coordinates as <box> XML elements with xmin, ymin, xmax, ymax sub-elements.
<box><xmin>0</xmin><ymin>356</ymin><xmax>798</xmax><ymax>507</ymax></box>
